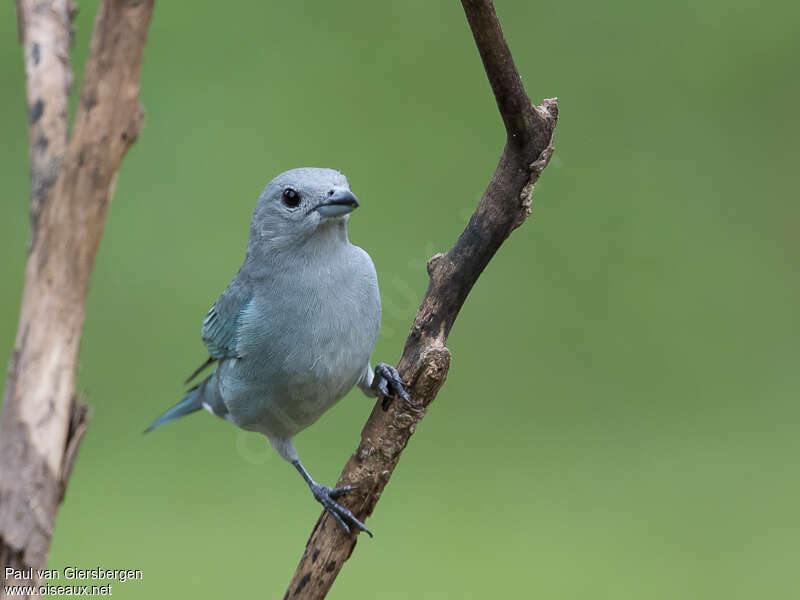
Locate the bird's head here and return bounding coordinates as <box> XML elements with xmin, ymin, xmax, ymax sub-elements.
<box><xmin>249</xmin><ymin>167</ymin><xmax>359</xmax><ymax>252</ymax></box>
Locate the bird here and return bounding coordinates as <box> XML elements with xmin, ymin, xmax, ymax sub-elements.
<box><xmin>145</xmin><ymin>167</ymin><xmax>409</xmax><ymax>535</ymax></box>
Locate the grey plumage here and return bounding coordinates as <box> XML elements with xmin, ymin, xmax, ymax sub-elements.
<box><xmin>147</xmin><ymin>167</ymin><xmax>408</xmax><ymax>534</ymax></box>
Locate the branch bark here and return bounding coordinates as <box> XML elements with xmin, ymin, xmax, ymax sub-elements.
<box><xmin>284</xmin><ymin>1</ymin><xmax>558</xmax><ymax>598</ymax></box>
<box><xmin>0</xmin><ymin>0</ymin><xmax>154</xmax><ymax>594</ymax></box>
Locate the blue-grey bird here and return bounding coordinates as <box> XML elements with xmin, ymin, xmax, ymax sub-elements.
<box><xmin>146</xmin><ymin>167</ymin><xmax>408</xmax><ymax>534</ymax></box>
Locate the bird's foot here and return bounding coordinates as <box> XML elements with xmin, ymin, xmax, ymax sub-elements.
<box><xmin>310</xmin><ymin>483</ymin><xmax>372</xmax><ymax>537</ymax></box>
<box><xmin>373</xmin><ymin>362</ymin><xmax>411</xmax><ymax>411</ymax></box>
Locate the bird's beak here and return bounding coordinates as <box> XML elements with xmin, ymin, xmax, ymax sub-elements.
<box><xmin>313</xmin><ymin>189</ymin><xmax>359</xmax><ymax>218</ymax></box>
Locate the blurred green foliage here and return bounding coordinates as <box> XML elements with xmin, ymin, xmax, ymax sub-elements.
<box><xmin>2</xmin><ymin>1</ymin><xmax>799</xmax><ymax>598</ymax></box>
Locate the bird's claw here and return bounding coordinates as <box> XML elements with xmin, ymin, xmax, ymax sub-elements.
<box><xmin>374</xmin><ymin>362</ymin><xmax>411</xmax><ymax>411</ymax></box>
<box><xmin>328</xmin><ymin>484</ymin><xmax>355</xmax><ymax>497</ymax></box>
<box><xmin>311</xmin><ymin>483</ymin><xmax>372</xmax><ymax>537</ymax></box>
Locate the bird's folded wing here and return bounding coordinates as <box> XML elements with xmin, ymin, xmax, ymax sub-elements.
<box><xmin>201</xmin><ymin>284</ymin><xmax>251</xmax><ymax>359</ymax></box>
<box><xmin>185</xmin><ymin>278</ymin><xmax>252</xmax><ymax>385</ymax></box>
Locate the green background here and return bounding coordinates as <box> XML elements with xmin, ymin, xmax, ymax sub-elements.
<box><xmin>2</xmin><ymin>1</ymin><xmax>799</xmax><ymax>598</ymax></box>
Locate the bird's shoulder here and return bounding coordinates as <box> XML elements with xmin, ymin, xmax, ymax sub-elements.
<box><xmin>343</xmin><ymin>243</ymin><xmax>381</xmax><ymax>319</ymax></box>
<box><xmin>345</xmin><ymin>243</ymin><xmax>378</xmax><ymax>282</ymax></box>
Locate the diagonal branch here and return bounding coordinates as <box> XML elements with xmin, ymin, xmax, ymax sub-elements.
<box><xmin>284</xmin><ymin>1</ymin><xmax>558</xmax><ymax>598</ymax></box>
<box><xmin>0</xmin><ymin>0</ymin><xmax>154</xmax><ymax>593</ymax></box>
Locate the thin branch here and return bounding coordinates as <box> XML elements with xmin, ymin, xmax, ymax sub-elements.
<box><xmin>0</xmin><ymin>0</ymin><xmax>154</xmax><ymax>593</ymax></box>
<box><xmin>461</xmin><ymin>0</ymin><xmax>544</xmax><ymax>145</ymax></box>
<box><xmin>284</xmin><ymin>1</ymin><xmax>558</xmax><ymax>598</ymax></box>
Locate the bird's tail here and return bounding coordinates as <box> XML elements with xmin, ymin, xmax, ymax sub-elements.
<box><xmin>144</xmin><ymin>382</ymin><xmax>205</xmax><ymax>434</ymax></box>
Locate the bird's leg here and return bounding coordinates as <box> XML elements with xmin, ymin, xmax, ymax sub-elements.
<box><xmin>372</xmin><ymin>362</ymin><xmax>411</xmax><ymax>411</ymax></box>
<box><xmin>291</xmin><ymin>459</ymin><xmax>373</xmax><ymax>537</ymax></box>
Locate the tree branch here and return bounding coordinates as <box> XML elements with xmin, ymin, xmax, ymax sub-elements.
<box><xmin>15</xmin><ymin>0</ymin><xmax>73</xmax><ymax>248</ymax></box>
<box><xmin>0</xmin><ymin>0</ymin><xmax>154</xmax><ymax>594</ymax></box>
<box><xmin>284</xmin><ymin>1</ymin><xmax>558</xmax><ymax>598</ymax></box>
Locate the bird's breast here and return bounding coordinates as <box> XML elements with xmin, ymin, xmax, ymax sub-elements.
<box><xmin>219</xmin><ymin>246</ymin><xmax>380</xmax><ymax>437</ymax></box>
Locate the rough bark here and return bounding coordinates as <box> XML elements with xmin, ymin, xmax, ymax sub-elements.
<box><xmin>0</xmin><ymin>0</ymin><xmax>155</xmax><ymax>595</ymax></box>
<box><xmin>284</xmin><ymin>1</ymin><xmax>558</xmax><ymax>598</ymax></box>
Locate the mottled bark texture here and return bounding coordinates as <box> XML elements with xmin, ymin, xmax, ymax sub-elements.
<box><xmin>0</xmin><ymin>1</ymin><xmax>154</xmax><ymax>596</ymax></box>
<box><xmin>284</xmin><ymin>1</ymin><xmax>558</xmax><ymax>598</ymax></box>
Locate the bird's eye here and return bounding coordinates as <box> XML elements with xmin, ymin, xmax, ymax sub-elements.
<box><xmin>282</xmin><ymin>188</ymin><xmax>300</xmax><ymax>208</ymax></box>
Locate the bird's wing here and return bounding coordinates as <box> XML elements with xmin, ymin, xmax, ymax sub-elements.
<box><xmin>202</xmin><ymin>283</ymin><xmax>251</xmax><ymax>359</ymax></box>
<box><xmin>185</xmin><ymin>280</ymin><xmax>251</xmax><ymax>384</ymax></box>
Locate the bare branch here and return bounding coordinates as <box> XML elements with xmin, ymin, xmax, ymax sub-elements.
<box><xmin>16</xmin><ymin>0</ymin><xmax>73</xmax><ymax>247</ymax></box>
<box><xmin>284</xmin><ymin>1</ymin><xmax>558</xmax><ymax>598</ymax></box>
<box><xmin>0</xmin><ymin>0</ymin><xmax>154</xmax><ymax>591</ymax></box>
<box><xmin>461</xmin><ymin>0</ymin><xmax>548</xmax><ymax>146</ymax></box>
